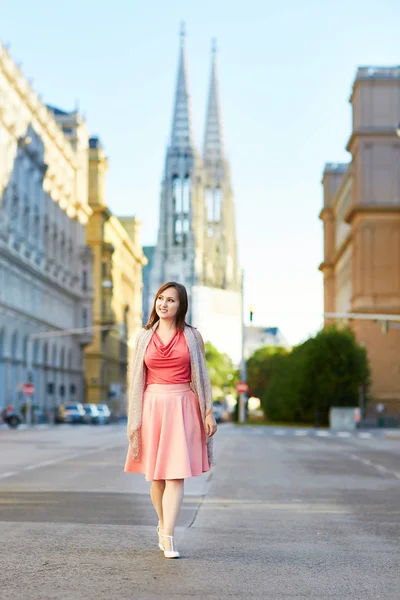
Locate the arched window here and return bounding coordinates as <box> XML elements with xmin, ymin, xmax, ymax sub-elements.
<box><xmin>60</xmin><ymin>232</ymin><xmax>66</xmax><ymax>265</ymax></box>
<box><xmin>11</xmin><ymin>185</ymin><xmax>19</xmax><ymax>223</ymax></box>
<box><xmin>52</xmin><ymin>226</ymin><xmax>58</xmax><ymax>263</ymax></box>
<box><xmin>23</xmin><ymin>335</ymin><xmax>28</xmax><ymax>364</ymax></box>
<box><xmin>205</xmin><ymin>187</ymin><xmax>213</xmax><ymax>223</ymax></box>
<box><xmin>33</xmin><ymin>339</ymin><xmax>40</xmax><ymax>366</ymax></box>
<box><xmin>43</xmin><ymin>342</ymin><xmax>48</xmax><ymax>367</ymax></box>
<box><xmin>0</xmin><ymin>329</ymin><xmax>5</xmax><ymax>359</ymax></box>
<box><xmin>11</xmin><ymin>331</ymin><xmax>18</xmax><ymax>360</ymax></box>
<box><xmin>214</xmin><ymin>187</ymin><xmax>222</xmax><ymax>222</ymax></box>
<box><xmin>23</xmin><ymin>197</ymin><xmax>30</xmax><ymax>232</ymax></box>
<box><xmin>51</xmin><ymin>344</ymin><xmax>57</xmax><ymax>368</ymax></box>
<box><xmin>60</xmin><ymin>348</ymin><xmax>65</xmax><ymax>370</ymax></box>
<box><xmin>182</xmin><ymin>175</ymin><xmax>191</xmax><ymax>214</ymax></box>
<box><xmin>33</xmin><ymin>205</ymin><xmax>39</xmax><ymax>240</ymax></box>
<box><xmin>172</xmin><ymin>175</ymin><xmax>180</xmax><ymax>214</ymax></box>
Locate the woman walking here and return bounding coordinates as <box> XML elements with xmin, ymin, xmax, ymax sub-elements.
<box><xmin>124</xmin><ymin>281</ymin><xmax>217</xmax><ymax>558</ymax></box>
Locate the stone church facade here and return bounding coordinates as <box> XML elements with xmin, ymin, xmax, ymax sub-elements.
<box><xmin>147</xmin><ymin>32</ymin><xmax>242</xmax><ymax>363</ymax></box>
<box><xmin>320</xmin><ymin>66</ymin><xmax>400</xmax><ymax>414</ymax></box>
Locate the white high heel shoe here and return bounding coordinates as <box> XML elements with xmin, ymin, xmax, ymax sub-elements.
<box><xmin>161</xmin><ymin>534</ymin><xmax>180</xmax><ymax>559</ymax></box>
<box><xmin>156</xmin><ymin>523</ymin><xmax>164</xmax><ymax>551</ymax></box>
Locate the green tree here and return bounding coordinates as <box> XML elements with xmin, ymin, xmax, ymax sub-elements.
<box><xmin>261</xmin><ymin>326</ymin><xmax>370</xmax><ymax>425</ymax></box>
<box><xmin>204</xmin><ymin>341</ymin><xmax>238</xmax><ymax>399</ymax></box>
<box><xmin>246</xmin><ymin>345</ymin><xmax>287</xmax><ymax>399</ymax></box>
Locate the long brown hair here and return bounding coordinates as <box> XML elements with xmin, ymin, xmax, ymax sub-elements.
<box><xmin>145</xmin><ymin>282</ymin><xmax>190</xmax><ymax>331</ymax></box>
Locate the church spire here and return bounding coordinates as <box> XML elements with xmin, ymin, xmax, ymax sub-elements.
<box><xmin>203</xmin><ymin>38</ymin><xmax>225</xmax><ymax>164</ymax></box>
<box><xmin>170</xmin><ymin>23</ymin><xmax>193</xmax><ymax>150</ymax></box>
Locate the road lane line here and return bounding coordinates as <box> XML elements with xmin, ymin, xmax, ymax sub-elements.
<box><xmin>0</xmin><ymin>443</ymin><xmax>119</xmax><ymax>481</ymax></box>
<box><xmin>0</xmin><ymin>471</ymin><xmax>18</xmax><ymax>480</ymax></box>
<box><xmin>273</xmin><ymin>430</ymin><xmax>286</xmax><ymax>436</ymax></box>
<box><xmin>316</xmin><ymin>431</ymin><xmax>331</xmax><ymax>437</ymax></box>
<box><xmin>336</xmin><ymin>432</ymin><xmax>351</xmax><ymax>438</ymax></box>
<box><xmin>358</xmin><ymin>432</ymin><xmax>372</xmax><ymax>439</ymax></box>
<box><xmin>294</xmin><ymin>430</ymin><xmax>308</xmax><ymax>436</ymax></box>
<box><xmin>349</xmin><ymin>453</ymin><xmax>400</xmax><ymax>479</ymax></box>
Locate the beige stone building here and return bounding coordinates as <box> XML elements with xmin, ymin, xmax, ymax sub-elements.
<box><xmin>320</xmin><ymin>67</ymin><xmax>400</xmax><ymax>415</ymax></box>
<box><xmin>84</xmin><ymin>137</ymin><xmax>146</xmax><ymax>414</ymax></box>
<box><xmin>0</xmin><ymin>42</ymin><xmax>93</xmax><ymax>413</ymax></box>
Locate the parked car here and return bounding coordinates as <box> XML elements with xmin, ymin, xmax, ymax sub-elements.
<box><xmin>1</xmin><ymin>405</ymin><xmax>22</xmax><ymax>428</ymax></box>
<box><xmin>96</xmin><ymin>404</ymin><xmax>111</xmax><ymax>424</ymax></box>
<box><xmin>212</xmin><ymin>400</ymin><xmax>230</xmax><ymax>423</ymax></box>
<box><xmin>56</xmin><ymin>403</ymin><xmax>85</xmax><ymax>424</ymax></box>
<box><xmin>82</xmin><ymin>403</ymin><xmax>100</xmax><ymax>425</ymax></box>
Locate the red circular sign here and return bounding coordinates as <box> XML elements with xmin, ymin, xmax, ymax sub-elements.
<box><xmin>236</xmin><ymin>382</ymin><xmax>248</xmax><ymax>393</ymax></box>
<box><xmin>22</xmin><ymin>383</ymin><xmax>35</xmax><ymax>396</ymax></box>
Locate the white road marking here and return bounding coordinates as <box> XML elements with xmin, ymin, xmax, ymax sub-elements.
<box><xmin>349</xmin><ymin>453</ymin><xmax>400</xmax><ymax>479</ymax></box>
<box><xmin>0</xmin><ymin>471</ymin><xmax>18</xmax><ymax>480</ymax></box>
<box><xmin>0</xmin><ymin>443</ymin><xmax>119</xmax><ymax>481</ymax></box>
<box><xmin>336</xmin><ymin>432</ymin><xmax>351</xmax><ymax>438</ymax></box>
<box><xmin>358</xmin><ymin>432</ymin><xmax>372</xmax><ymax>439</ymax></box>
<box><xmin>273</xmin><ymin>430</ymin><xmax>286</xmax><ymax>436</ymax></box>
<box><xmin>375</xmin><ymin>465</ymin><xmax>389</xmax><ymax>473</ymax></box>
<box><xmin>294</xmin><ymin>430</ymin><xmax>308</xmax><ymax>436</ymax></box>
<box><xmin>316</xmin><ymin>431</ymin><xmax>331</xmax><ymax>437</ymax></box>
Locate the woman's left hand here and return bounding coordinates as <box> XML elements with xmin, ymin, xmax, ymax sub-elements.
<box><xmin>205</xmin><ymin>412</ymin><xmax>217</xmax><ymax>438</ymax></box>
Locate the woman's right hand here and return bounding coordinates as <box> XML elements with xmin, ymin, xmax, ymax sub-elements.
<box><xmin>205</xmin><ymin>412</ymin><xmax>217</xmax><ymax>437</ymax></box>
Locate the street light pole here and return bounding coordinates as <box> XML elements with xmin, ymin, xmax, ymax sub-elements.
<box><xmin>239</xmin><ymin>269</ymin><xmax>247</xmax><ymax>424</ymax></box>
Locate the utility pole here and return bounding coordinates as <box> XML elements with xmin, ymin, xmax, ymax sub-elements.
<box><xmin>238</xmin><ymin>270</ymin><xmax>247</xmax><ymax>424</ymax></box>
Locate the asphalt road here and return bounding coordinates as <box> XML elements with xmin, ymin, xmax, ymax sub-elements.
<box><xmin>0</xmin><ymin>423</ymin><xmax>399</xmax><ymax>600</ymax></box>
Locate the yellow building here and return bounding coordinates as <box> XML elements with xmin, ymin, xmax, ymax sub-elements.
<box><xmin>320</xmin><ymin>67</ymin><xmax>400</xmax><ymax>416</ymax></box>
<box><xmin>84</xmin><ymin>137</ymin><xmax>147</xmax><ymax>415</ymax></box>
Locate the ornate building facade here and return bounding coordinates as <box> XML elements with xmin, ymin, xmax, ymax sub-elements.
<box><xmin>147</xmin><ymin>32</ymin><xmax>242</xmax><ymax>363</ymax></box>
<box><xmin>84</xmin><ymin>137</ymin><xmax>147</xmax><ymax>414</ymax></box>
<box><xmin>320</xmin><ymin>67</ymin><xmax>400</xmax><ymax>414</ymax></box>
<box><xmin>0</xmin><ymin>43</ymin><xmax>93</xmax><ymax>413</ymax></box>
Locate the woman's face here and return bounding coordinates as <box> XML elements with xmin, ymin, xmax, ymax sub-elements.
<box><xmin>156</xmin><ymin>287</ymin><xmax>180</xmax><ymax>322</ymax></box>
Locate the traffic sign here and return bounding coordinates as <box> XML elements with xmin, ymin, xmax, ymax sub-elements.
<box><xmin>22</xmin><ymin>383</ymin><xmax>35</xmax><ymax>396</ymax></box>
<box><xmin>236</xmin><ymin>381</ymin><xmax>248</xmax><ymax>393</ymax></box>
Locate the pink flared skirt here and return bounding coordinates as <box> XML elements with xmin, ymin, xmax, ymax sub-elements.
<box><xmin>124</xmin><ymin>383</ymin><xmax>210</xmax><ymax>481</ymax></box>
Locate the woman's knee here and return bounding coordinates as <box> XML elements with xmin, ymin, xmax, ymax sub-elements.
<box><xmin>152</xmin><ymin>479</ymin><xmax>166</xmax><ymax>486</ymax></box>
<box><xmin>166</xmin><ymin>478</ymin><xmax>184</xmax><ymax>486</ymax></box>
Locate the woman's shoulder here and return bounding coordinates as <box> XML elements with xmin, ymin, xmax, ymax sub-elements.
<box><xmin>185</xmin><ymin>325</ymin><xmax>205</xmax><ymax>352</ymax></box>
<box><xmin>135</xmin><ymin>327</ymin><xmax>153</xmax><ymax>344</ymax></box>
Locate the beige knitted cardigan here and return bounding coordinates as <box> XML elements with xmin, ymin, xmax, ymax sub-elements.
<box><xmin>127</xmin><ymin>323</ymin><xmax>215</xmax><ymax>467</ymax></box>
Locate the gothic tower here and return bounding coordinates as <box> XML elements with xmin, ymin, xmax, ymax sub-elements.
<box><xmin>202</xmin><ymin>40</ymin><xmax>241</xmax><ymax>291</ymax></box>
<box><xmin>149</xmin><ymin>27</ymin><xmax>205</xmax><ymax>321</ymax></box>
<box><xmin>148</xmin><ymin>28</ymin><xmax>242</xmax><ymax>362</ymax></box>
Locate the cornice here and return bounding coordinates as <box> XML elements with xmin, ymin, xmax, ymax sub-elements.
<box><xmin>345</xmin><ymin>204</ymin><xmax>400</xmax><ymax>224</ymax></box>
<box><xmin>319</xmin><ymin>207</ymin><xmax>334</xmax><ymax>221</ymax></box>
<box><xmin>318</xmin><ymin>261</ymin><xmax>333</xmax><ymax>274</ymax></box>
<box><xmin>346</xmin><ymin>127</ymin><xmax>398</xmax><ymax>153</ymax></box>
<box><xmin>0</xmin><ymin>240</ymin><xmax>84</xmax><ymax>301</ymax></box>
<box><xmin>0</xmin><ymin>47</ymin><xmax>77</xmax><ymax>169</ymax></box>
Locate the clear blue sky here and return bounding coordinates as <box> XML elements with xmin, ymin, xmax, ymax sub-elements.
<box><xmin>2</xmin><ymin>0</ymin><xmax>399</xmax><ymax>345</ymax></box>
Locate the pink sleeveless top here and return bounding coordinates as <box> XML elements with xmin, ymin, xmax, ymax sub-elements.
<box><xmin>145</xmin><ymin>329</ymin><xmax>191</xmax><ymax>385</ymax></box>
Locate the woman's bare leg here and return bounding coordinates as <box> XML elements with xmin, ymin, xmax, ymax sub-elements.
<box><xmin>162</xmin><ymin>479</ymin><xmax>184</xmax><ymax>551</ymax></box>
<box><xmin>150</xmin><ymin>479</ymin><xmax>166</xmax><ymax>530</ymax></box>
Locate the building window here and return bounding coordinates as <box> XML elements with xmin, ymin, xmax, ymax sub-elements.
<box><xmin>214</xmin><ymin>187</ymin><xmax>222</xmax><ymax>222</ymax></box>
<box><xmin>82</xmin><ymin>308</ymin><xmax>88</xmax><ymax>329</ymax></box>
<box><xmin>205</xmin><ymin>187</ymin><xmax>213</xmax><ymax>223</ymax></box>
<box><xmin>172</xmin><ymin>174</ymin><xmax>191</xmax><ymax>245</ymax></box>
<box><xmin>82</xmin><ymin>270</ymin><xmax>87</xmax><ymax>291</ymax></box>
